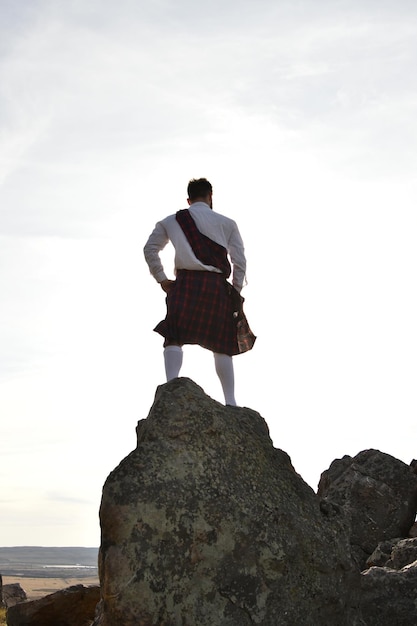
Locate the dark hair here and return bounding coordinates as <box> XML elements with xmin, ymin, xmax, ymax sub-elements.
<box><xmin>187</xmin><ymin>178</ymin><xmax>212</xmax><ymax>200</ymax></box>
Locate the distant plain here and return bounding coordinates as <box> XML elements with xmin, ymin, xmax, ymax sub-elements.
<box><xmin>0</xmin><ymin>547</ymin><xmax>99</xmax><ymax>600</ymax></box>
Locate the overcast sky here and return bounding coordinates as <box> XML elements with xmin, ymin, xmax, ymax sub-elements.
<box><xmin>1</xmin><ymin>0</ymin><xmax>416</xmax><ymax>547</ymax></box>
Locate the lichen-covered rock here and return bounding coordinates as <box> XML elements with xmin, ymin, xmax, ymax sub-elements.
<box><xmin>318</xmin><ymin>450</ymin><xmax>417</xmax><ymax>569</ymax></box>
<box><xmin>6</xmin><ymin>584</ymin><xmax>100</xmax><ymax>626</ymax></box>
<box><xmin>96</xmin><ymin>378</ymin><xmax>358</xmax><ymax>626</ymax></box>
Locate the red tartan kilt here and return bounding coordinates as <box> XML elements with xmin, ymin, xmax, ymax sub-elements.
<box><xmin>154</xmin><ymin>270</ymin><xmax>240</xmax><ymax>356</ymax></box>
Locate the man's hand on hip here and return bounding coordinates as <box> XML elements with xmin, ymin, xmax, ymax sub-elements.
<box><xmin>160</xmin><ymin>279</ymin><xmax>175</xmax><ymax>293</ymax></box>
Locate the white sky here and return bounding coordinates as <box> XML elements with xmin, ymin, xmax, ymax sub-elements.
<box><xmin>1</xmin><ymin>0</ymin><xmax>416</xmax><ymax>547</ymax></box>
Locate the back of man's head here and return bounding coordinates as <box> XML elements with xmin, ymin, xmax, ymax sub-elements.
<box><xmin>187</xmin><ymin>178</ymin><xmax>212</xmax><ymax>201</ymax></box>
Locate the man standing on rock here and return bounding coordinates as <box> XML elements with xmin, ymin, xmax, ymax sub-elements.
<box><xmin>144</xmin><ymin>177</ymin><xmax>255</xmax><ymax>406</ymax></box>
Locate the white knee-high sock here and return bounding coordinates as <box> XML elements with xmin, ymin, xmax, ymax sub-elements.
<box><xmin>214</xmin><ymin>353</ymin><xmax>236</xmax><ymax>406</ymax></box>
<box><xmin>164</xmin><ymin>346</ymin><xmax>183</xmax><ymax>381</ymax></box>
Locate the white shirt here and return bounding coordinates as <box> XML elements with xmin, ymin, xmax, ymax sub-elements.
<box><xmin>144</xmin><ymin>202</ymin><xmax>246</xmax><ymax>291</ymax></box>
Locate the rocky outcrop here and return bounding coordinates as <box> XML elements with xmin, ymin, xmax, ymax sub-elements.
<box><xmin>6</xmin><ymin>584</ymin><xmax>100</xmax><ymax>626</ymax></box>
<box><xmin>318</xmin><ymin>449</ymin><xmax>417</xmax><ymax>569</ymax></box>
<box><xmin>92</xmin><ymin>377</ymin><xmax>417</xmax><ymax>625</ymax></box>
<box><xmin>95</xmin><ymin>377</ymin><xmax>359</xmax><ymax>626</ymax></box>
<box><xmin>0</xmin><ymin>380</ymin><xmax>414</xmax><ymax>624</ymax></box>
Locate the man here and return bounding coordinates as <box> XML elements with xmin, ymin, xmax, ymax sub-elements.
<box><xmin>143</xmin><ymin>177</ymin><xmax>255</xmax><ymax>406</ymax></box>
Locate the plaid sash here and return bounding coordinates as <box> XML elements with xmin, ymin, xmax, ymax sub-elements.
<box><xmin>176</xmin><ymin>209</ymin><xmax>231</xmax><ymax>277</ymax></box>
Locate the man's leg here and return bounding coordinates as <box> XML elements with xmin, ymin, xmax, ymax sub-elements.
<box><xmin>213</xmin><ymin>353</ymin><xmax>236</xmax><ymax>406</ymax></box>
<box><xmin>164</xmin><ymin>345</ymin><xmax>183</xmax><ymax>381</ymax></box>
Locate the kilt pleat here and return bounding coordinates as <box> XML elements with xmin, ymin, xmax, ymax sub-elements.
<box><xmin>153</xmin><ymin>270</ymin><xmax>254</xmax><ymax>356</ymax></box>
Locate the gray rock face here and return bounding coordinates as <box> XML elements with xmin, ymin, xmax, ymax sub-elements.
<box><xmin>96</xmin><ymin>378</ymin><xmax>358</xmax><ymax>626</ymax></box>
<box><xmin>318</xmin><ymin>450</ymin><xmax>417</xmax><ymax>569</ymax></box>
<box><xmin>6</xmin><ymin>584</ymin><xmax>100</xmax><ymax>626</ymax></box>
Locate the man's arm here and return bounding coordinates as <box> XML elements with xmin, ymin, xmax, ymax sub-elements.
<box><xmin>228</xmin><ymin>222</ymin><xmax>246</xmax><ymax>292</ymax></box>
<box><xmin>143</xmin><ymin>222</ymin><xmax>170</xmax><ymax>284</ymax></box>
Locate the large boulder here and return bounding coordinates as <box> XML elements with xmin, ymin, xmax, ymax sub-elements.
<box><xmin>6</xmin><ymin>584</ymin><xmax>100</xmax><ymax>626</ymax></box>
<box><xmin>95</xmin><ymin>377</ymin><xmax>358</xmax><ymax>626</ymax></box>
<box><xmin>318</xmin><ymin>450</ymin><xmax>417</xmax><ymax>569</ymax></box>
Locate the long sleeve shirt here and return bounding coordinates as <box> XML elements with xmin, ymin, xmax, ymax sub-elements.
<box><xmin>144</xmin><ymin>202</ymin><xmax>246</xmax><ymax>291</ymax></box>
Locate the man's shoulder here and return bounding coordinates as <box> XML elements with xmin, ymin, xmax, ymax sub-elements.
<box><xmin>189</xmin><ymin>204</ymin><xmax>230</xmax><ymax>221</ymax></box>
<box><xmin>159</xmin><ymin>212</ymin><xmax>179</xmax><ymax>225</ymax></box>
<box><xmin>211</xmin><ymin>210</ymin><xmax>238</xmax><ymax>227</ymax></box>
<box><xmin>189</xmin><ymin>204</ymin><xmax>239</xmax><ymax>230</ymax></box>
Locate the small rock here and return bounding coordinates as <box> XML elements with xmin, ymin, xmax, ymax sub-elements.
<box><xmin>2</xmin><ymin>582</ymin><xmax>27</xmax><ymax>608</ymax></box>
